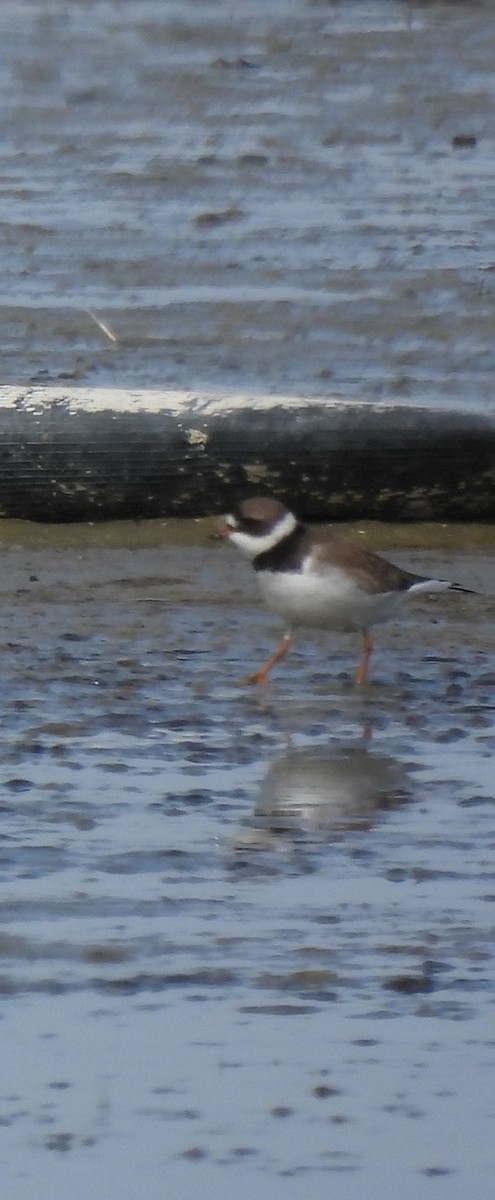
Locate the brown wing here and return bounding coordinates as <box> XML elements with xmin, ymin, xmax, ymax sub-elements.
<box><xmin>309</xmin><ymin>531</ymin><xmax>424</xmax><ymax>595</ymax></box>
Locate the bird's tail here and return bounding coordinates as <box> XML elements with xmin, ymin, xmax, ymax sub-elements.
<box><xmin>408</xmin><ymin>578</ymin><xmax>477</xmax><ymax>597</ymax></box>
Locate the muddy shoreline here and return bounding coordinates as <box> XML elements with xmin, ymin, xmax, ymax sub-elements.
<box><xmin>2</xmin><ymin>2</ymin><xmax>495</xmax><ymax>409</ymax></box>
<box><xmin>1</xmin><ymin>1</ymin><xmax>494</xmax><ymax>1194</ymax></box>
<box><xmin>1</xmin><ymin>515</ymin><xmax>495</xmax><ymax>553</ymax></box>
<box><xmin>0</xmin><ymin>530</ymin><xmax>493</xmax><ymax>1198</ymax></box>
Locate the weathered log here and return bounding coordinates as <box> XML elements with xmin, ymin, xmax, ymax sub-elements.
<box><xmin>0</xmin><ymin>387</ymin><xmax>493</xmax><ymax>522</ymax></box>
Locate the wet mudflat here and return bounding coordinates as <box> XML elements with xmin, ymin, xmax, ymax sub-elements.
<box><xmin>1</xmin><ymin>3</ymin><xmax>495</xmax><ymax>1191</ymax></box>
<box><xmin>0</xmin><ymin>527</ymin><xmax>493</xmax><ymax>1199</ymax></box>
<box><xmin>2</xmin><ymin>0</ymin><xmax>495</xmax><ymax>406</ymax></box>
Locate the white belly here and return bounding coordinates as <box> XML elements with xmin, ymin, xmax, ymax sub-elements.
<box><xmin>258</xmin><ymin>569</ymin><xmax>403</xmax><ymax>633</ymax></box>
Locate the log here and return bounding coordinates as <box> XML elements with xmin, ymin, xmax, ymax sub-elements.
<box><xmin>0</xmin><ymin>386</ymin><xmax>493</xmax><ymax>522</ymax></box>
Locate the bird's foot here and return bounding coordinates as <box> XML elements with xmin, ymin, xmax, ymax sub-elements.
<box><xmin>238</xmin><ymin>668</ymin><xmax>270</xmax><ymax>686</ymax></box>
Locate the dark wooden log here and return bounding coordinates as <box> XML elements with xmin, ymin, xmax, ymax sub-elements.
<box><xmin>0</xmin><ymin>387</ymin><xmax>493</xmax><ymax>522</ymax></box>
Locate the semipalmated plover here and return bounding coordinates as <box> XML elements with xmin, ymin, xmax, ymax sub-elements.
<box><xmin>218</xmin><ymin>496</ymin><xmax>475</xmax><ymax>684</ymax></box>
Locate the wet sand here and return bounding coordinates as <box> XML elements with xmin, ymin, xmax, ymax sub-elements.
<box><xmin>0</xmin><ymin>526</ymin><xmax>493</xmax><ymax>1198</ymax></box>
<box><xmin>1</xmin><ymin>0</ymin><xmax>494</xmax><ymax>408</ymax></box>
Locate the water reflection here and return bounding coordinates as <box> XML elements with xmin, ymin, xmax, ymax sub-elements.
<box><xmin>231</xmin><ymin>743</ymin><xmax>412</xmax><ymax>862</ymax></box>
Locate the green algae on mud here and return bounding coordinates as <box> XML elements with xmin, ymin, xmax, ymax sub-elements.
<box><xmin>0</xmin><ymin>516</ymin><xmax>494</xmax><ymax>553</ymax></box>
<box><xmin>0</xmin><ymin>517</ymin><xmax>212</xmax><ymax>551</ymax></box>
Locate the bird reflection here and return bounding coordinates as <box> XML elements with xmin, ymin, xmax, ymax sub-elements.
<box><xmin>230</xmin><ymin>743</ymin><xmax>411</xmax><ymax>864</ymax></box>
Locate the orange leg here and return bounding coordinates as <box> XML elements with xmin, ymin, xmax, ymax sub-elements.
<box><xmin>356</xmin><ymin>633</ymin><xmax>373</xmax><ymax>685</ymax></box>
<box><xmin>240</xmin><ymin>632</ymin><xmax>293</xmax><ymax>686</ymax></box>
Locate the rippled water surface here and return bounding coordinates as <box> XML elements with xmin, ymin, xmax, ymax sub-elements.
<box><xmin>2</xmin><ymin>0</ymin><xmax>495</xmax><ymax>405</ymax></box>
<box><xmin>0</xmin><ymin>529</ymin><xmax>494</xmax><ymax>1198</ymax></box>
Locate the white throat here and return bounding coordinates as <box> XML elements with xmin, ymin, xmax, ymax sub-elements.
<box><xmin>228</xmin><ymin>510</ymin><xmax>297</xmax><ymax>560</ymax></box>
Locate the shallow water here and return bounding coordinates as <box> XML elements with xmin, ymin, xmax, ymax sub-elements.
<box><xmin>2</xmin><ymin>0</ymin><xmax>495</xmax><ymax>406</ymax></box>
<box><xmin>0</xmin><ymin>532</ymin><xmax>493</xmax><ymax>1198</ymax></box>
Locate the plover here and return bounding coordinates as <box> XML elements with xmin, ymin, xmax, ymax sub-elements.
<box><xmin>218</xmin><ymin>496</ymin><xmax>475</xmax><ymax>684</ymax></box>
